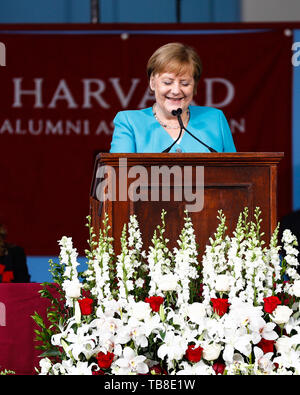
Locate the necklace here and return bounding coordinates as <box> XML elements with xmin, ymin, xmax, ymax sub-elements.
<box><xmin>153</xmin><ymin>104</ymin><xmax>190</xmax><ymax>129</ymax></box>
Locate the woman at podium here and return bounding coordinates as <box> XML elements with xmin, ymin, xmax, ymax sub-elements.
<box><xmin>110</xmin><ymin>42</ymin><xmax>236</xmax><ymax>154</ymax></box>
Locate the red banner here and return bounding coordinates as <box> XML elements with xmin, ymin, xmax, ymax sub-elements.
<box><xmin>0</xmin><ymin>283</ymin><xmax>50</xmax><ymax>374</ymax></box>
<box><xmin>0</xmin><ymin>24</ymin><xmax>292</xmax><ymax>255</ymax></box>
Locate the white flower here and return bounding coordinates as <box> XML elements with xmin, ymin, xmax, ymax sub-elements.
<box><xmin>66</xmin><ymin>361</ymin><xmax>95</xmax><ymax>375</ymax></box>
<box><xmin>127</xmin><ymin>317</ymin><xmax>148</xmax><ymax>347</ymax></box>
<box><xmin>274</xmin><ymin>335</ymin><xmax>300</xmax><ymax>372</ymax></box>
<box><xmin>135</xmin><ymin>278</ymin><xmax>144</xmax><ymax>288</ymax></box>
<box><xmin>65</xmin><ymin>325</ymin><xmax>98</xmax><ymax>361</ymax></box>
<box><xmin>292</xmin><ymin>280</ymin><xmax>300</xmax><ymax>297</ymax></box>
<box><xmin>177</xmin><ymin>360</ymin><xmax>215</xmax><ymax>375</ymax></box>
<box><xmin>157</xmin><ymin>331</ymin><xmax>188</xmax><ymax>364</ymax></box>
<box><xmin>258</xmin><ymin>322</ymin><xmax>278</xmax><ymax>341</ymax></box>
<box><xmin>114</xmin><ymin>347</ymin><xmax>148</xmax><ymax>374</ymax></box>
<box><xmin>58</xmin><ymin>235</ymin><xmax>73</xmax><ymax>248</ymax></box>
<box><xmin>275</xmin><ymin>336</ymin><xmax>292</xmax><ymax>354</ymax></box>
<box><xmin>222</xmin><ymin>327</ymin><xmax>253</xmax><ymax>363</ymax></box>
<box><xmin>282</xmin><ymin>229</ymin><xmax>297</xmax><ymax>244</ymax></box>
<box><xmin>215</xmin><ymin>274</ymin><xmax>231</xmax><ymax>293</ymax></box>
<box><xmin>202</xmin><ymin>342</ymin><xmax>222</xmax><ymax>361</ymax></box>
<box><xmin>40</xmin><ymin>209</ymin><xmax>300</xmax><ymax>375</ymax></box>
<box><xmin>160</xmin><ymin>274</ymin><xmax>179</xmax><ymax>292</ymax></box>
<box><xmin>285</xmin><ymin>316</ymin><xmax>300</xmax><ymax>335</ymax></box>
<box><xmin>63</xmin><ymin>279</ymin><xmax>81</xmax><ymax>299</ymax></box>
<box><xmin>39</xmin><ymin>358</ymin><xmax>52</xmax><ymax>375</ymax></box>
<box><xmin>186</xmin><ymin>302</ymin><xmax>207</xmax><ymax>324</ymax></box>
<box><xmin>128</xmin><ymin>301</ymin><xmax>151</xmax><ymax>321</ymax></box>
<box><xmin>253</xmin><ymin>347</ymin><xmax>274</xmax><ymax>373</ymax></box>
<box><xmin>271</xmin><ymin>305</ymin><xmax>293</xmax><ymax>325</ymax></box>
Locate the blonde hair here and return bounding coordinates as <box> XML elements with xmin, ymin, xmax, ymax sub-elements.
<box><xmin>147</xmin><ymin>42</ymin><xmax>202</xmax><ymax>94</ymax></box>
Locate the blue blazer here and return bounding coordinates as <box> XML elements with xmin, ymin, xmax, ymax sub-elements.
<box><xmin>110</xmin><ymin>106</ymin><xmax>236</xmax><ymax>153</ymax></box>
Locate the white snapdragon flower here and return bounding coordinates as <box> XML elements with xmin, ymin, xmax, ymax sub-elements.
<box><xmin>58</xmin><ymin>236</ymin><xmax>74</xmax><ymax>251</ymax></box>
<box><xmin>292</xmin><ymin>280</ymin><xmax>300</xmax><ymax>297</ymax></box>
<box><xmin>135</xmin><ymin>278</ymin><xmax>144</xmax><ymax>288</ymax></box>
<box><xmin>282</xmin><ymin>229</ymin><xmax>297</xmax><ymax>244</ymax></box>
<box><xmin>160</xmin><ymin>273</ymin><xmax>179</xmax><ymax>292</ymax></box>
<box><xmin>215</xmin><ymin>274</ymin><xmax>232</xmax><ymax>293</ymax></box>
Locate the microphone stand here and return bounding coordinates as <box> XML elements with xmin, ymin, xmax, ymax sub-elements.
<box><xmin>162</xmin><ymin>109</ymin><xmax>183</xmax><ymax>153</ymax></box>
<box><xmin>162</xmin><ymin>108</ymin><xmax>217</xmax><ymax>153</ymax></box>
<box><xmin>182</xmin><ymin>125</ymin><xmax>217</xmax><ymax>153</ymax></box>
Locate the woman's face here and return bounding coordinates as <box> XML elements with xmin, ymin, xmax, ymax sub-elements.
<box><xmin>150</xmin><ymin>69</ymin><xmax>195</xmax><ymax>118</ymax></box>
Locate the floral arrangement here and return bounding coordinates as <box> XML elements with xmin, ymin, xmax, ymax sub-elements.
<box><xmin>33</xmin><ymin>207</ymin><xmax>300</xmax><ymax>375</ymax></box>
<box><xmin>0</xmin><ymin>368</ymin><xmax>15</xmax><ymax>375</ymax></box>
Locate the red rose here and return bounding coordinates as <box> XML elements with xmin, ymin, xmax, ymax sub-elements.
<box><xmin>145</xmin><ymin>296</ymin><xmax>164</xmax><ymax>312</ymax></box>
<box><xmin>263</xmin><ymin>296</ymin><xmax>281</xmax><ymax>314</ymax></box>
<box><xmin>149</xmin><ymin>364</ymin><xmax>167</xmax><ymax>375</ymax></box>
<box><xmin>92</xmin><ymin>369</ymin><xmax>105</xmax><ymax>375</ymax></box>
<box><xmin>213</xmin><ymin>362</ymin><xmax>226</xmax><ymax>375</ymax></box>
<box><xmin>78</xmin><ymin>298</ymin><xmax>93</xmax><ymax>315</ymax></box>
<box><xmin>0</xmin><ymin>264</ymin><xmax>5</xmax><ymax>275</ymax></box>
<box><xmin>2</xmin><ymin>271</ymin><xmax>14</xmax><ymax>283</ymax></box>
<box><xmin>257</xmin><ymin>338</ymin><xmax>275</xmax><ymax>354</ymax></box>
<box><xmin>97</xmin><ymin>351</ymin><xmax>114</xmax><ymax>369</ymax></box>
<box><xmin>211</xmin><ymin>298</ymin><xmax>230</xmax><ymax>317</ymax></box>
<box><xmin>185</xmin><ymin>344</ymin><xmax>203</xmax><ymax>363</ymax></box>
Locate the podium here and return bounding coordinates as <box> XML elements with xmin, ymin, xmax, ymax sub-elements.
<box><xmin>90</xmin><ymin>153</ymin><xmax>283</xmax><ymax>256</ymax></box>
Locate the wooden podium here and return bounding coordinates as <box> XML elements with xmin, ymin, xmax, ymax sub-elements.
<box><xmin>90</xmin><ymin>153</ymin><xmax>283</xmax><ymax>256</ymax></box>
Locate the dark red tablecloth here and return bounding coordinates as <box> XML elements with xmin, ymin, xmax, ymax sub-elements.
<box><xmin>0</xmin><ymin>283</ymin><xmax>50</xmax><ymax>375</ymax></box>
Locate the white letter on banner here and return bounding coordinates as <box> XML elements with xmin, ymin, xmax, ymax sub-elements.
<box><xmin>0</xmin><ymin>42</ymin><xmax>6</xmax><ymax>66</ymax></box>
<box><xmin>110</xmin><ymin>78</ymin><xmax>140</xmax><ymax>108</ymax></box>
<box><xmin>12</xmin><ymin>78</ymin><xmax>43</xmax><ymax>108</ymax></box>
<box><xmin>82</xmin><ymin>79</ymin><xmax>110</xmax><ymax>109</ymax></box>
<box><xmin>48</xmin><ymin>79</ymin><xmax>78</xmax><ymax>108</ymax></box>
<box><xmin>138</xmin><ymin>87</ymin><xmax>155</xmax><ymax>108</ymax></box>
<box><xmin>204</xmin><ymin>78</ymin><xmax>235</xmax><ymax>108</ymax></box>
<box><xmin>0</xmin><ymin>302</ymin><xmax>6</xmax><ymax>326</ymax></box>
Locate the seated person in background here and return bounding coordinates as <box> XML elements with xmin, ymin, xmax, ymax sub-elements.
<box><xmin>110</xmin><ymin>42</ymin><xmax>236</xmax><ymax>154</ymax></box>
<box><xmin>0</xmin><ymin>223</ymin><xmax>30</xmax><ymax>283</ymax></box>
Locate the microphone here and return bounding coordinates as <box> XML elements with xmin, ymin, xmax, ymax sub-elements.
<box><xmin>172</xmin><ymin>108</ymin><xmax>183</xmax><ymax>117</ymax></box>
<box><xmin>162</xmin><ymin>108</ymin><xmax>184</xmax><ymax>153</ymax></box>
<box><xmin>166</xmin><ymin>108</ymin><xmax>217</xmax><ymax>153</ymax></box>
